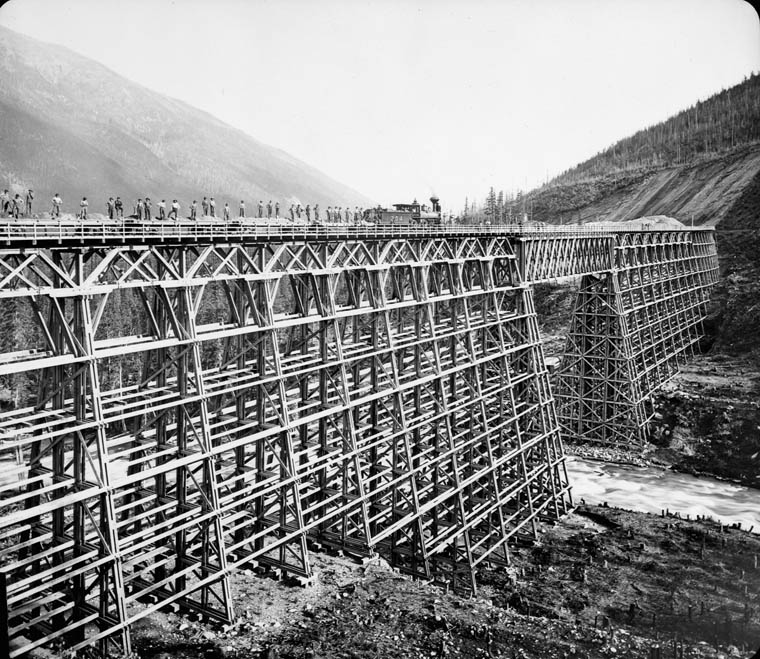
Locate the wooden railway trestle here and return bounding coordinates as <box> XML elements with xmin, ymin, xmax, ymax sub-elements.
<box><xmin>0</xmin><ymin>221</ymin><xmax>718</xmax><ymax>657</ymax></box>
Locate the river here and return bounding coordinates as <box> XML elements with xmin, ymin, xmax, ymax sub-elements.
<box><xmin>567</xmin><ymin>456</ymin><xmax>760</xmax><ymax>532</ymax></box>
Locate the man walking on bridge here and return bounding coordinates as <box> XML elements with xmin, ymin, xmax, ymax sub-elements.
<box><xmin>51</xmin><ymin>193</ymin><xmax>62</xmax><ymax>218</ymax></box>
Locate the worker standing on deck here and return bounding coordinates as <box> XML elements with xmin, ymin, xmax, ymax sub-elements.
<box><xmin>209</xmin><ymin>197</ymin><xmax>216</xmax><ymax>217</ymax></box>
<box><xmin>275</xmin><ymin>201</ymin><xmax>280</xmax><ymax>218</ymax></box>
<box><xmin>11</xmin><ymin>194</ymin><xmax>22</xmax><ymax>219</ymax></box>
<box><xmin>0</xmin><ymin>190</ymin><xmax>8</xmax><ymax>215</ymax></box>
<box><xmin>189</xmin><ymin>200</ymin><xmax>198</xmax><ymax>220</ymax></box>
<box><xmin>305</xmin><ymin>204</ymin><xmax>311</xmax><ymax>221</ymax></box>
<box><xmin>314</xmin><ymin>204</ymin><xmax>320</xmax><ymax>222</ymax></box>
<box><xmin>25</xmin><ymin>190</ymin><xmax>33</xmax><ymax>216</ymax></box>
<box><xmin>202</xmin><ymin>197</ymin><xmax>209</xmax><ymax>216</ymax></box>
<box><xmin>168</xmin><ymin>199</ymin><xmax>180</xmax><ymax>220</ymax></box>
<box><xmin>258</xmin><ymin>200</ymin><xmax>263</xmax><ymax>218</ymax></box>
<box><xmin>158</xmin><ymin>199</ymin><xmax>166</xmax><ymax>220</ymax></box>
<box><xmin>289</xmin><ymin>204</ymin><xmax>294</xmax><ymax>221</ymax></box>
<box><xmin>295</xmin><ymin>204</ymin><xmax>301</xmax><ymax>220</ymax></box>
<box><xmin>223</xmin><ymin>202</ymin><xmax>231</xmax><ymax>220</ymax></box>
<box><xmin>239</xmin><ymin>200</ymin><xmax>245</xmax><ymax>218</ymax></box>
<box><xmin>326</xmin><ymin>206</ymin><xmax>332</xmax><ymax>221</ymax></box>
<box><xmin>144</xmin><ymin>197</ymin><xmax>152</xmax><ymax>221</ymax></box>
<box><xmin>107</xmin><ymin>197</ymin><xmax>115</xmax><ymax>219</ymax></box>
<box><xmin>51</xmin><ymin>193</ymin><xmax>62</xmax><ymax>218</ymax></box>
<box><xmin>136</xmin><ymin>198</ymin><xmax>144</xmax><ymax>220</ymax></box>
<box><xmin>267</xmin><ymin>201</ymin><xmax>273</xmax><ymax>219</ymax></box>
<box><xmin>79</xmin><ymin>197</ymin><xmax>88</xmax><ymax>220</ymax></box>
<box><xmin>115</xmin><ymin>197</ymin><xmax>123</xmax><ymax>218</ymax></box>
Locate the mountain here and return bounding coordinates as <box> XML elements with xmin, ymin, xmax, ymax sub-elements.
<box><xmin>0</xmin><ymin>25</ymin><xmax>372</xmax><ymax>214</ymax></box>
<box><xmin>491</xmin><ymin>74</ymin><xmax>760</xmax><ymax>228</ymax></box>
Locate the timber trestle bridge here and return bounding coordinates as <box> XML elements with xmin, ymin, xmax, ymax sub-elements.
<box><xmin>0</xmin><ymin>220</ymin><xmax>718</xmax><ymax>657</ymax></box>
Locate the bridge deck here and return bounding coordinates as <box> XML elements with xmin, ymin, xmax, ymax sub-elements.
<box><xmin>0</xmin><ymin>218</ymin><xmax>714</xmax><ymax>248</ymax></box>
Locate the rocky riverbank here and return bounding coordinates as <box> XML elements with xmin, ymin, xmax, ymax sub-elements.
<box><xmin>121</xmin><ymin>505</ymin><xmax>760</xmax><ymax>659</ymax></box>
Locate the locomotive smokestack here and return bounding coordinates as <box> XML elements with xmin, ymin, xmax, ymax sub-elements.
<box><xmin>430</xmin><ymin>196</ymin><xmax>440</xmax><ymax>213</ymax></box>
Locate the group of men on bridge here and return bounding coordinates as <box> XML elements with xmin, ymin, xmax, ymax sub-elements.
<box><xmin>4</xmin><ymin>191</ymin><xmax>370</xmax><ymax>224</ymax></box>
<box><xmin>1</xmin><ymin>189</ymin><xmax>33</xmax><ymax>218</ymax></box>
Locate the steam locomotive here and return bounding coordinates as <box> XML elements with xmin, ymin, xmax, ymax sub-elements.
<box><xmin>364</xmin><ymin>196</ymin><xmax>442</xmax><ymax>226</ymax></box>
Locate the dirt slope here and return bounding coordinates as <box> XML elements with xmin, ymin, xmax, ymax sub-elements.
<box><xmin>521</xmin><ymin>144</ymin><xmax>760</xmax><ymax>227</ymax></box>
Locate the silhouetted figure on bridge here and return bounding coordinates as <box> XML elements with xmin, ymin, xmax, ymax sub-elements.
<box><xmin>79</xmin><ymin>197</ymin><xmax>88</xmax><ymax>220</ymax></box>
<box><xmin>169</xmin><ymin>200</ymin><xmax>180</xmax><ymax>220</ymax></box>
<box><xmin>107</xmin><ymin>197</ymin><xmax>115</xmax><ymax>219</ymax></box>
<box><xmin>209</xmin><ymin>197</ymin><xmax>216</xmax><ymax>217</ymax></box>
<box><xmin>51</xmin><ymin>193</ymin><xmax>62</xmax><ymax>218</ymax></box>
<box><xmin>239</xmin><ymin>200</ymin><xmax>245</xmax><ymax>218</ymax></box>
<box><xmin>289</xmin><ymin>204</ymin><xmax>294</xmax><ymax>221</ymax></box>
<box><xmin>305</xmin><ymin>204</ymin><xmax>311</xmax><ymax>221</ymax></box>
<box><xmin>158</xmin><ymin>200</ymin><xmax>166</xmax><ymax>220</ymax></box>
<box><xmin>267</xmin><ymin>201</ymin><xmax>273</xmax><ymax>219</ymax></box>
<box><xmin>202</xmin><ymin>197</ymin><xmax>209</xmax><ymax>216</ymax></box>
<box><xmin>189</xmin><ymin>200</ymin><xmax>198</xmax><ymax>220</ymax></box>
<box><xmin>136</xmin><ymin>199</ymin><xmax>144</xmax><ymax>220</ymax></box>
<box><xmin>326</xmin><ymin>206</ymin><xmax>332</xmax><ymax>221</ymax></box>
<box><xmin>144</xmin><ymin>198</ymin><xmax>152</xmax><ymax>220</ymax></box>
<box><xmin>258</xmin><ymin>200</ymin><xmax>263</xmax><ymax>218</ymax></box>
<box><xmin>115</xmin><ymin>197</ymin><xmax>123</xmax><ymax>218</ymax></box>
<box><xmin>314</xmin><ymin>204</ymin><xmax>320</xmax><ymax>222</ymax></box>
<box><xmin>295</xmin><ymin>204</ymin><xmax>301</xmax><ymax>220</ymax></box>
<box><xmin>0</xmin><ymin>190</ymin><xmax>8</xmax><ymax>215</ymax></box>
<box><xmin>275</xmin><ymin>201</ymin><xmax>280</xmax><ymax>218</ymax></box>
<box><xmin>11</xmin><ymin>194</ymin><xmax>22</xmax><ymax>219</ymax></box>
<box><xmin>223</xmin><ymin>202</ymin><xmax>231</xmax><ymax>220</ymax></box>
<box><xmin>25</xmin><ymin>190</ymin><xmax>33</xmax><ymax>216</ymax></box>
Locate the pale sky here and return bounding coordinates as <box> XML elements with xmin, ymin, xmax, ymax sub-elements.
<box><xmin>1</xmin><ymin>0</ymin><xmax>758</xmax><ymax>210</ymax></box>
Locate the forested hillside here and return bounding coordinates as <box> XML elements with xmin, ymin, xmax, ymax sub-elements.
<box><xmin>554</xmin><ymin>73</ymin><xmax>760</xmax><ymax>183</ymax></box>
<box><xmin>470</xmin><ymin>74</ymin><xmax>760</xmax><ymax>228</ymax></box>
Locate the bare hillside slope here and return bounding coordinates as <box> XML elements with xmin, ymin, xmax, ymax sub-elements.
<box><xmin>0</xmin><ymin>25</ymin><xmax>372</xmax><ymax>212</ymax></box>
